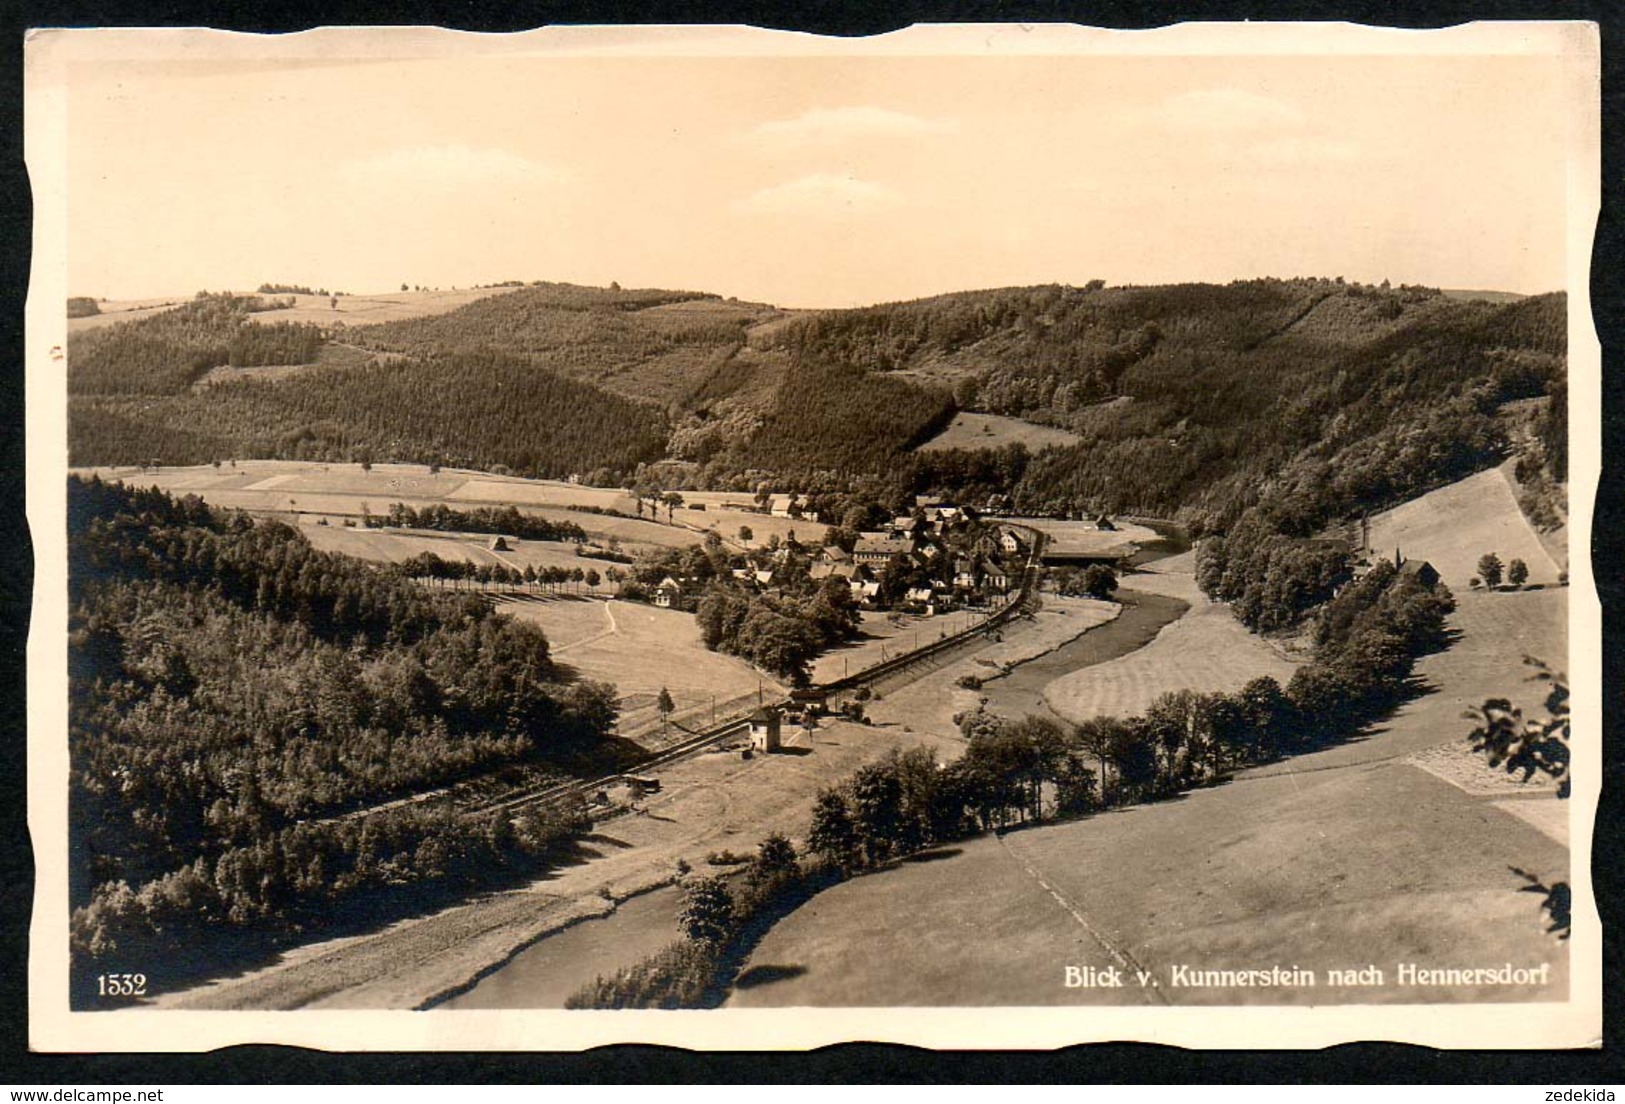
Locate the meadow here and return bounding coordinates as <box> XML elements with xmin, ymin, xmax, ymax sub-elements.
<box><xmin>80</xmin><ymin>462</ymin><xmax>705</xmax><ymax>552</ymax></box>
<box><xmin>497</xmin><ymin>598</ymin><xmax>782</xmax><ymax>745</ymax></box>
<box><xmin>1362</xmin><ymin>464</ymin><xmax>1564</xmax><ymax>588</ymax></box>
<box><xmin>917</xmin><ymin>412</ymin><xmax>1084</xmax><ymax>454</ymax></box>
<box><xmin>1042</xmin><ymin>563</ymin><xmax>1300</xmax><ymax>725</ymax></box>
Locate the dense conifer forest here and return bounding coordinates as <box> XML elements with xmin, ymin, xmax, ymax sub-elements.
<box><xmin>68</xmin><ymin>293</ymin><xmax>318</xmax><ymax>396</ymax></box>
<box><xmin>70</xmin><ymin>348</ymin><xmax>671</xmax><ymax>481</ymax></box>
<box><xmin>68</xmin><ymin>478</ymin><xmax>617</xmax><ymax>981</ymax></box>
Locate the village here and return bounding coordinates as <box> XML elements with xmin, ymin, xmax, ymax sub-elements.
<box><xmin>645</xmin><ymin>494</ymin><xmax>1036</xmax><ymax>617</ymax></box>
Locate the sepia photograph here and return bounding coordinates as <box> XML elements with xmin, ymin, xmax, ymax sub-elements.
<box><xmin>23</xmin><ymin>20</ymin><xmax>1601</xmax><ymax>1052</ymax></box>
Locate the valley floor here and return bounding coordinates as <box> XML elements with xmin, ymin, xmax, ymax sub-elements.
<box><xmin>150</xmin><ymin>585</ymin><xmax>1112</xmax><ymax>1011</ymax></box>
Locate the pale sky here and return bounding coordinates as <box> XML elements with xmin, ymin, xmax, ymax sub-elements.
<box><xmin>61</xmin><ymin>41</ymin><xmax>1576</xmax><ymax>307</ymax></box>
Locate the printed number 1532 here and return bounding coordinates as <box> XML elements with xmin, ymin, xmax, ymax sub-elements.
<box><xmin>97</xmin><ymin>973</ymin><xmax>147</xmax><ymax>997</ymax></box>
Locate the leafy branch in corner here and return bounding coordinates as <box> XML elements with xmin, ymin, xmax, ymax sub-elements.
<box><xmin>1464</xmin><ymin>656</ymin><xmax>1570</xmax><ymax>799</ymax></box>
<box><xmin>1465</xmin><ymin>656</ymin><xmax>1570</xmax><ymax>939</ymax></box>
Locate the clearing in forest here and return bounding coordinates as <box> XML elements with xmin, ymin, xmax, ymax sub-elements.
<box><xmin>917</xmin><ymin>412</ymin><xmax>1083</xmax><ymax>453</ymax></box>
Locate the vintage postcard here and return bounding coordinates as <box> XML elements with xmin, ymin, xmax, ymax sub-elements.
<box><xmin>25</xmin><ymin>21</ymin><xmax>1600</xmax><ymax>1051</ymax></box>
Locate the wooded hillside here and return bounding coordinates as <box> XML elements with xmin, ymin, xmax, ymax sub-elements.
<box><xmin>69</xmin><ymin>477</ymin><xmax>617</xmax><ymax>920</ymax></box>
<box><xmin>67</xmin><ymin>279</ymin><xmax>1566</xmax><ymax>537</ymax></box>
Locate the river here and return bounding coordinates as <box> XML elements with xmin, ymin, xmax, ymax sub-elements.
<box><xmin>437</xmin><ymin>885</ymin><xmax>683</xmax><ymax>1009</ymax></box>
<box><xmin>975</xmin><ymin>588</ymin><xmax>1189</xmax><ymax>722</ymax></box>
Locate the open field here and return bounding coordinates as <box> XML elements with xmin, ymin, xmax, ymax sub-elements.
<box><xmin>65</xmin><ymin>297</ymin><xmax>189</xmax><ymax>330</ymax></box>
<box><xmin>1247</xmin><ymin>586</ymin><xmax>1567</xmax><ymax>777</ymax></box>
<box><xmin>729</xmin><ymin>759</ymin><xmax>1568</xmax><ymax>1006</ymax></box>
<box><xmin>78</xmin><ymin>462</ymin><xmax>708</xmax><ymax>553</ymax></box>
<box><xmin>917</xmin><ymin>412</ymin><xmax>1084</xmax><ymax>453</ymax></box>
<box><xmin>302</xmin><ymin>524</ymin><xmax>606</xmax><ymax>577</ymax></box>
<box><xmin>728</xmin><ymin>563</ymin><xmax>1572</xmax><ymax>1007</ymax></box>
<box><xmin>1043</xmin><ymin>565</ymin><xmax>1299</xmax><ymax>724</ymax></box>
<box><xmin>993</xmin><ymin>515</ymin><xmax>1156</xmax><ymax>559</ymax></box>
<box><xmin>496</xmin><ymin>598</ymin><xmax>782</xmax><ymax>741</ymax></box>
<box><xmin>65</xmin><ymin>286</ymin><xmax>522</xmax><ymax>333</ymax></box>
<box><xmin>1363</xmin><ymin>466</ymin><xmax>1563</xmax><ymax>588</ymax></box>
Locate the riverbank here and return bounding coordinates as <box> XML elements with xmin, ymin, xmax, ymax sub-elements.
<box><xmin>976</xmin><ymin>589</ymin><xmax>1188</xmax><ymax>723</ymax></box>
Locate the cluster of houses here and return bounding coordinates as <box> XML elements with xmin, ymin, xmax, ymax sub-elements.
<box><xmin>647</xmin><ymin>496</ymin><xmax>1028</xmax><ymax>616</ymax></box>
<box><xmin>823</xmin><ymin>499</ymin><xmax>1026</xmax><ymax>614</ymax></box>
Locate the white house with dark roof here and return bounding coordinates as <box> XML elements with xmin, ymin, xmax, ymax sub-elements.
<box><xmin>653</xmin><ymin>575</ymin><xmax>685</xmax><ymax>608</ymax></box>
<box><xmin>853</xmin><ymin>533</ymin><xmax>913</xmax><ymax>566</ymax></box>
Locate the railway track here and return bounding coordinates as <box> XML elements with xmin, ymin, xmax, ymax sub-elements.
<box><xmin>470</xmin><ymin>524</ymin><xmax>1048</xmax><ymax>820</ymax></box>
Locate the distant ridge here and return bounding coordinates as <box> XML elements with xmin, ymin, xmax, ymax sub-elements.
<box><xmin>1440</xmin><ymin>288</ymin><xmax>1529</xmax><ymax>303</ymax></box>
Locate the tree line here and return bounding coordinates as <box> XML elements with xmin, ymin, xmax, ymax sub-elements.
<box><xmin>570</xmin><ymin>553</ymin><xmax>1456</xmax><ymax>1008</ymax></box>
<box><xmin>363</xmin><ymin>501</ymin><xmax>587</xmax><ymax>543</ymax></box>
<box><xmin>68</xmin><ymin>293</ymin><xmax>320</xmax><ymax>396</ymax></box>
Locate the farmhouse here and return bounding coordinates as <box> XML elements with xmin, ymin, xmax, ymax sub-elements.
<box><xmin>998</xmin><ymin>529</ymin><xmax>1026</xmax><ymax>557</ymax></box>
<box><xmin>789</xmin><ymin>687</ymin><xmax>827</xmax><ymax>721</ymax></box>
<box><xmin>953</xmin><ymin>557</ymin><xmax>979</xmax><ymax>590</ymax></box>
<box><xmin>653</xmin><ymin>575</ymin><xmax>685</xmax><ymax>608</ymax></box>
<box><xmin>768</xmin><ymin>495</ymin><xmax>798</xmax><ymax>519</ymax></box>
<box><xmin>1399</xmin><ymin>558</ymin><xmax>1441</xmax><ymax>587</ymax></box>
<box><xmin>811</xmin><ymin>561</ymin><xmax>870</xmax><ymax>584</ymax></box>
<box><xmin>747</xmin><ymin>706</ymin><xmax>783</xmax><ymax>752</ymax></box>
<box><xmin>853</xmin><ymin>533</ymin><xmax>913</xmax><ymax>566</ymax></box>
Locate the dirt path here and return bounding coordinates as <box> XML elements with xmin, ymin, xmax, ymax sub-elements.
<box><xmin>552</xmin><ymin>600</ymin><xmax>618</xmax><ymax>655</ymax></box>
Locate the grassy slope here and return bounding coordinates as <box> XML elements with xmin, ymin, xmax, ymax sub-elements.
<box><xmin>731</xmin><ymin>583</ymin><xmax>1569</xmax><ymax>1007</ymax></box>
<box><xmin>1042</xmin><ymin>566</ymin><xmax>1300</xmax><ymax>725</ymax></box>
<box><xmin>916</xmin><ymin>412</ymin><xmax>1083</xmax><ymax>453</ymax></box>
<box><xmin>1362</xmin><ymin>466</ymin><xmax>1564</xmax><ymax>587</ymax></box>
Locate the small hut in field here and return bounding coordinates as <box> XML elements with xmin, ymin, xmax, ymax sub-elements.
<box><xmin>487</xmin><ymin>535</ymin><xmax>511</xmax><ymax>552</ymax></box>
<box><xmin>747</xmin><ymin>707</ymin><xmax>782</xmax><ymax>753</ymax></box>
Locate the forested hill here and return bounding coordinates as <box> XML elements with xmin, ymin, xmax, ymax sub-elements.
<box><xmin>807</xmin><ymin>279</ymin><xmax>1565</xmax><ymax>527</ymax></box>
<box><xmin>68</xmin><ymin>476</ymin><xmax>619</xmax><ymax>908</ymax></box>
<box><xmin>66</xmin><ymin>279</ymin><xmax>1565</xmax><ymax>530</ymax></box>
